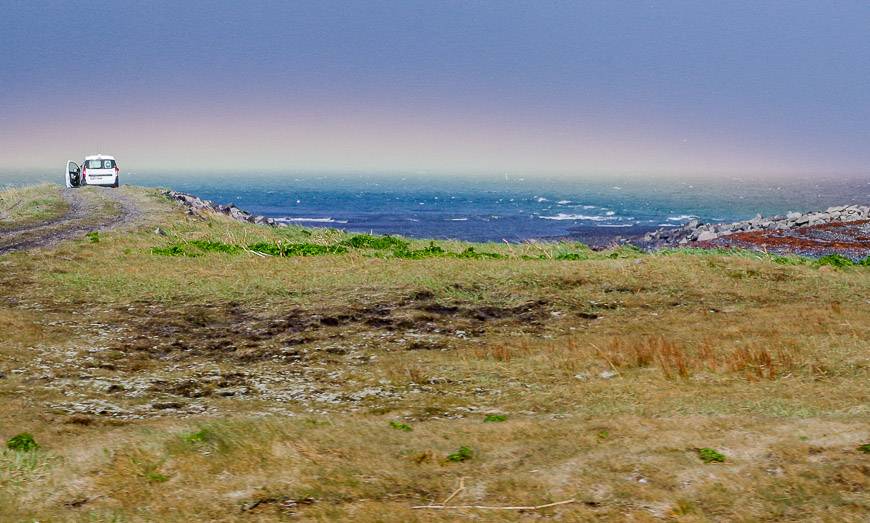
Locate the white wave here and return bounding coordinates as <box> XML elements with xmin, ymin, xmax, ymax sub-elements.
<box><xmin>658</xmin><ymin>224</ymin><xmax>678</xmax><ymax>227</ymax></box>
<box><xmin>666</xmin><ymin>214</ymin><xmax>698</xmax><ymax>221</ymax></box>
<box><xmin>557</xmin><ymin>200</ymin><xmax>572</xmax><ymax>205</ymax></box>
<box><xmin>535</xmin><ymin>196</ymin><xmax>549</xmax><ymax>203</ymax></box>
<box><xmin>596</xmin><ymin>224</ymin><xmax>633</xmax><ymax>228</ymax></box>
<box><xmin>277</xmin><ymin>217</ymin><xmax>348</xmax><ymax>224</ymax></box>
<box><xmin>448</xmin><ymin>217</ymin><xmax>469</xmax><ymax>221</ymax></box>
<box><xmin>539</xmin><ymin>213</ymin><xmax>609</xmax><ymax>221</ymax></box>
<box><xmin>581</xmin><ymin>205</ymin><xmax>597</xmax><ymax>209</ymax></box>
<box><xmin>605</xmin><ymin>211</ymin><xmax>616</xmax><ymax>216</ymax></box>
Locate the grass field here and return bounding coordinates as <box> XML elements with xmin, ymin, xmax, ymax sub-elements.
<box><xmin>1</xmin><ymin>186</ymin><xmax>868</xmax><ymax>521</ymax></box>
<box><xmin>0</xmin><ymin>184</ymin><xmax>68</xmax><ymax>228</ymax></box>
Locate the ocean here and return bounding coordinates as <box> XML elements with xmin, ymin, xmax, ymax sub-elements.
<box><xmin>3</xmin><ymin>170</ymin><xmax>869</xmax><ymax>243</ymax></box>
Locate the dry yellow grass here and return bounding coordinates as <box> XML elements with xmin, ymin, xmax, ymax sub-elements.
<box><xmin>0</xmin><ymin>185</ymin><xmax>868</xmax><ymax>521</ymax></box>
<box><xmin>0</xmin><ymin>183</ymin><xmax>67</xmax><ymax>228</ymax></box>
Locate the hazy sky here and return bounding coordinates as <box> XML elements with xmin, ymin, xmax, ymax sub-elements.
<box><xmin>2</xmin><ymin>1</ymin><xmax>870</xmax><ymax>176</ymax></box>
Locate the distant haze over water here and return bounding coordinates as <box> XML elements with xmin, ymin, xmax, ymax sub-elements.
<box><xmin>2</xmin><ymin>171</ymin><xmax>868</xmax><ymax>242</ymax></box>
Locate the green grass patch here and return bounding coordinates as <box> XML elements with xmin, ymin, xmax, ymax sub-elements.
<box><xmin>392</xmin><ymin>242</ymin><xmax>446</xmax><ymax>259</ymax></box>
<box><xmin>85</xmin><ymin>231</ymin><xmax>100</xmax><ymax>243</ymax></box>
<box><xmin>697</xmin><ymin>447</ymin><xmax>725</xmax><ymax>463</ymax></box>
<box><xmin>388</xmin><ymin>421</ymin><xmax>413</xmax><ymax>432</ymax></box>
<box><xmin>815</xmin><ymin>254</ymin><xmax>854</xmax><ymax>268</ymax></box>
<box><xmin>182</xmin><ymin>428</ymin><xmax>217</xmax><ymax>445</ymax></box>
<box><xmin>446</xmin><ymin>446</ymin><xmax>473</xmax><ymax>462</ymax></box>
<box><xmin>392</xmin><ymin>242</ymin><xmax>505</xmax><ymax>260</ymax></box>
<box><xmin>661</xmin><ymin>247</ymin><xmax>756</xmax><ymax>258</ymax></box>
<box><xmin>151</xmin><ymin>245</ymin><xmax>192</xmax><ymax>257</ymax></box>
<box><xmin>187</xmin><ymin>239</ymin><xmax>243</xmax><ymax>254</ymax></box>
<box><xmin>6</xmin><ymin>433</ymin><xmax>39</xmax><ymax>452</ymax></box>
<box><xmin>248</xmin><ymin>241</ymin><xmax>348</xmax><ymax>256</ymax></box>
<box><xmin>483</xmin><ymin>414</ymin><xmax>507</xmax><ymax>423</ymax></box>
<box><xmin>140</xmin><ymin>464</ymin><xmax>169</xmax><ymax>483</ymax></box>
<box><xmin>858</xmin><ymin>443</ymin><xmax>870</xmax><ymax>454</ymax></box>
<box><xmin>454</xmin><ymin>246</ymin><xmax>506</xmax><ymax>259</ymax></box>
<box><xmin>770</xmin><ymin>254</ymin><xmax>809</xmax><ymax>265</ymax></box>
<box><xmin>342</xmin><ymin>234</ymin><xmax>409</xmax><ymax>250</ymax></box>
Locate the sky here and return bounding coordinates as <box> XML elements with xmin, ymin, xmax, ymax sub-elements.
<box><xmin>2</xmin><ymin>1</ymin><xmax>870</xmax><ymax>177</ymax></box>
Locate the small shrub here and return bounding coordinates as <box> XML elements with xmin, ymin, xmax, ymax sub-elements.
<box><xmin>182</xmin><ymin>428</ymin><xmax>215</xmax><ymax>444</ymax></box>
<box><xmin>858</xmin><ymin>443</ymin><xmax>870</xmax><ymax>453</ymax></box>
<box><xmin>483</xmin><ymin>414</ymin><xmax>507</xmax><ymax>423</ymax></box>
<box><xmin>857</xmin><ymin>256</ymin><xmax>870</xmax><ymax>267</ymax></box>
<box><xmin>555</xmin><ymin>252</ymin><xmax>588</xmax><ymax>261</ymax></box>
<box><xmin>343</xmin><ymin>234</ymin><xmax>409</xmax><ymax>250</ymax></box>
<box><xmin>248</xmin><ymin>241</ymin><xmax>347</xmax><ymax>257</ymax></box>
<box><xmin>446</xmin><ymin>446</ymin><xmax>473</xmax><ymax>462</ymax></box>
<box><xmin>815</xmin><ymin>254</ymin><xmax>854</xmax><ymax>268</ymax></box>
<box><xmin>698</xmin><ymin>447</ymin><xmax>725</xmax><ymax>463</ymax></box>
<box><xmin>85</xmin><ymin>231</ymin><xmax>100</xmax><ymax>243</ymax></box>
<box><xmin>151</xmin><ymin>245</ymin><xmax>190</xmax><ymax>256</ymax></box>
<box><xmin>453</xmin><ymin>247</ymin><xmax>506</xmax><ymax>260</ymax></box>
<box><xmin>597</xmin><ymin>430</ymin><xmax>610</xmax><ymax>440</ymax></box>
<box><xmin>187</xmin><ymin>239</ymin><xmax>242</xmax><ymax>254</ymax></box>
<box><xmin>7</xmin><ymin>433</ymin><xmax>39</xmax><ymax>452</ymax></box>
<box><xmin>389</xmin><ymin>421</ymin><xmax>413</xmax><ymax>432</ymax></box>
<box><xmin>393</xmin><ymin>242</ymin><xmax>446</xmax><ymax>259</ymax></box>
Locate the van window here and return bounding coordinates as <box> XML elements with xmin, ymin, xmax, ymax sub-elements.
<box><xmin>86</xmin><ymin>159</ymin><xmax>115</xmax><ymax>169</ymax></box>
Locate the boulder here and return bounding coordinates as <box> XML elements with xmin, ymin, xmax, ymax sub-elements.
<box><xmin>697</xmin><ymin>230</ymin><xmax>718</xmax><ymax>242</ymax></box>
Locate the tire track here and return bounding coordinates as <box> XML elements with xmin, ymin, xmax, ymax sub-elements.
<box><xmin>0</xmin><ymin>188</ymin><xmax>141</xmax><ymax>255</ymax></box>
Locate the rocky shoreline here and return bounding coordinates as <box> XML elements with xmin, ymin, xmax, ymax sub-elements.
<box><xmin>165</xmin><ymin>189</ymin><xmax>869</xmax><ymax>258</ymax></box>
<box><xmin>643</xmin><ymin>204</ymin><xmax>870</xmax><ymax>259</ymax></box>
<box><xmin>644</xmin><ymin>204</ymin><xmax>870</xmax><ymax>246</ymax></box>
<box><xmin>164</xmin><ymin>190</ymin><xmax>286</xmax><ymax>227</ymax></box>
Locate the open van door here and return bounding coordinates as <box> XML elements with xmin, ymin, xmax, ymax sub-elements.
<box><xmin>65</xmin><ymin>160</ymin><xmax>81</xmax><ymax>188</ymax></box>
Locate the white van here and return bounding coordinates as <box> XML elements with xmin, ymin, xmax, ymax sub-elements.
<box><xmin>65</xmin><ymin>154</ymin><xmax>120</xmax><ymax>188</ymax></box>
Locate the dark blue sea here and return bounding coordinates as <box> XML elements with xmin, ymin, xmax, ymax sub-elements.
<box><xmin>3</xmin><ymin>170</ymin><xmax>869</xmax><ymax>243</ymax></box>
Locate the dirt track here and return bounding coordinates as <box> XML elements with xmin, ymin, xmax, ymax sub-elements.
<box><xmin>0</xmin><ymin>187</ymin><xmax>142</xmax><ymax>255</ymax></box>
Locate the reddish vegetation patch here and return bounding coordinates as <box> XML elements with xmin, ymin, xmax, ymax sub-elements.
<box><xmin>701</xmin><ymin>220</ymin><xmax>870</xmax><ymax>259</ymax></box>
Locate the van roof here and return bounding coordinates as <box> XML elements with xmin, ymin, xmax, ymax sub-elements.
<box><xmin>84</xmin><ymin>154</ymin><xmax>115</xmax><ymax>160</ymax></box>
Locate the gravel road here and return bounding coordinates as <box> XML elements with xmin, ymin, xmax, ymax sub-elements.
<box><xmin>0</xmin><ymin>187</ymin><xmax>142</xmax><ymax>255</ymax></box>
